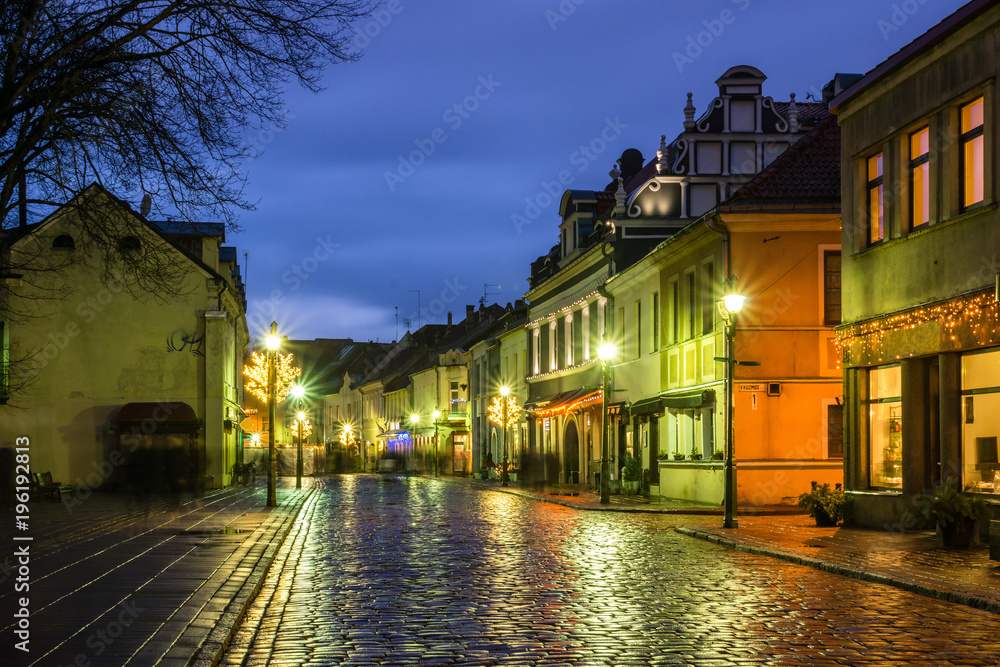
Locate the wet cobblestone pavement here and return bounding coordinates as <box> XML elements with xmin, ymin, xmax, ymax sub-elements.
<box><xmin>221</xmin><ymin>476</ymin><xmax>1000</xmax><ymax>666</ymax></box>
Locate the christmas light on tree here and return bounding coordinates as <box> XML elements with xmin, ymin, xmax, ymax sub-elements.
<box><xmin>244</xmin><ymin>351</ymin><xmax>302</xmax><ymax>404</ymax></box>
<box><xmin>290</xmin><ymin>417</ymin><xmax>313</xmax><ymax>438</ymax></box>
<box><xmin>488</xmin><ymin>395</ymin><xmax>520</xmax><ymax>427</ymax></box>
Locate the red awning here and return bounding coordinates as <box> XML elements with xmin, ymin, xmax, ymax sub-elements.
<box><xmin>112</xmin><ymin>402</ymin><xmax>200</xmax><ymax>433</ymax></box>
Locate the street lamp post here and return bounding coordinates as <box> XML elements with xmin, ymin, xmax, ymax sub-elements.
<box><xmin>500</xmin><ymin>386</ymin><xmax>510</xmax><ymax>487</ymax></box>
<box><xmin>291</xmin><ymin>385</ymin><xmax>305</xmax><ymax>490</ymax></box>
<box><xmin>432</xmin><ymin>410</ymin><xmax>441</xmax><ymax>476</ymax></box>
<box><xmin>719</xmin><ymin>282</ymin><xmax>747</xmax><ymax>529</ymax></box>
<box><xmin>598</xmin><ymin>343</ymin><xmax>615</xmax><ymax>504</ymax></box>
<box><xmin>410</xmin><ymin>413</ymin><xmax>419</xmax><ymax>472</ymax></box>
<box><xmin>265</xmin><ymin>322</ymin><xmax>281</xmax><ymax>507</ymax></box>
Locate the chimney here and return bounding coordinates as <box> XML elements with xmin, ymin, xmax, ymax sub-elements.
<box><xmin>466</xmin><ymin>304</ymin><xmax>474</xmax><ymax>321</ymax></box>
<box><xmin>447</xmin><ymin>312</ymin><xmax>452</xmax><ymax>326</ymax></box>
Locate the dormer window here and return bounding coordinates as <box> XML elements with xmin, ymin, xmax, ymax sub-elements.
<box><xmin>118</xmin><ymin>236</ymin><xmax>141</xmax><ymax>253</ymax></box>
<box><xmin>51</xmin><ymin>234</ymin><xmax>75</xmax><ymax>250</ymax></box>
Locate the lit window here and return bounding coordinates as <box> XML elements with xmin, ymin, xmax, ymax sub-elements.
<box><xmin>651</xmin><ymin>292</ymin><xmax>660</xmax><ymax>353</ymax></box>
<box><xmin>867</xmin><ymin>152</ymin><xmax>884</xmax><ymax>244</ymax></box>
<box><xmin>868</xmin><ymin>365</ymin><xmax>902</xmax><ymax>490</ymax></box>
<box><xmin>960</xmin><ymin>97</ymin><xmax>984</xmax><ymax>209</ymax></box>
<box><xmin>909</xmin><ymin>127</ymin><xmax>929</xmax><ymax>228</ymax></box>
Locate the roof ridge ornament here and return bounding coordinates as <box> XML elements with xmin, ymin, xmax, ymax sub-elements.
<box><xmin>787</xmin><ymin>92</ymin><xmax>799</xmax><ymax>134</ymax></box>
<box><xmin>656</xmin><ymin>134</ymin><xmax>668</xmax><ymax>175</ymax></box>
<box><xmin>683</xmin><ymin>92</ymin><xmax>696</xmax><ymax>130</ymax></box>
<box><xmin>614</xmin><ymin>175</ymin><xmax>627</xmax><ymax>218</ymax></box>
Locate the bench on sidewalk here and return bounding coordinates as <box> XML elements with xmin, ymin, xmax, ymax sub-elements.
<box><xmin>32</xmin><ymin>471</ymin><xmax>72</xmax><ymax>501</ymax></box>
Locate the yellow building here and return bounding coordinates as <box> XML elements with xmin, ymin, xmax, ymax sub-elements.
<box><xmin>0</xmin><ymin>185</ymin><xmax>248</xmax><ymax>492</ymax></box>
<box><xmin>616</xmin><ymin>115</ymin><xmax>845</xmax><ymax>506</ymax></box>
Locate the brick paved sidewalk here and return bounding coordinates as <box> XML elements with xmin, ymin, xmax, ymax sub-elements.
<box><xmin>0</xmin><ymin>477</ymin><xmax>313</xmax><ymax>667</ymax></box>
<box><xmin>432</xmin><ymin>474</ymin><xmax>1000</xmax><ymax>616</ymax></box>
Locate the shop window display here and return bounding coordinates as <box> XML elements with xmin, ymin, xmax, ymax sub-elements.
<box><xmin>869</xmin><ymin>365</ymin><xmax>902</xmax><ymax>490</ymax></box>
<box><xmin>961</xmin><ymin>350</ymin><xmax>1000</xmax><ymax>494</ymax></box>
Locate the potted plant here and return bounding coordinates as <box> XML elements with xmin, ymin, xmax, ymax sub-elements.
<box><xmin>690</xmin><ymin>447</ymin><xmax>702</xmax><ymax>461</ymax></box>
<box><xmin>673</xmin><ymin>453</ymin><xmax>685</xmax><ymax>461</ymax></box>
<box><xmin>902</xmin><ymin>476</ymin><xmax>989</xmax><ymax>547</ymax></box>
<box><xmin>797</xmin><ymin>481</ymin><xmax>847</xmax><ymax>526</ymax></box>
<box><xmin>710</xmin><ymin>449</ymin><xmax>724</xmax><ymax>461</ymax></box>
<box><xmin>621</xmin><ymin>454</ymin><xmax>641</xmax><ymax>495</ymax></box>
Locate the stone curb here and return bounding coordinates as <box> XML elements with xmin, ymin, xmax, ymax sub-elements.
<box><xmin>185</xmin><ymin>489</ymin><xmax>314</xmax><ymax>667</ymax></box>
<box><xmin>675</xmin><ymin>525</ymin><xmax>1000</xmax><ymax>615</ymax></box>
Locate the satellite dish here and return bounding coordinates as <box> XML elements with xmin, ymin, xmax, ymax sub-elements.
<box><xmin>140</xmin><ymin>193</ymin><xmax>152</xmax><ymax>217</ymax></box>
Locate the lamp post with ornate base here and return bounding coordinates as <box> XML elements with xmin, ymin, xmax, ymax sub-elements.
<box><xmin>598</xmin><ymin>343</ymin><xmax>615</xmax><ymax>505</ymax></box>
<box><xmin>265</xmin><ymin>322</ymin><xmax>281</xmax><ymax>507</ymax></box>
<box><xmin>719</xmin><ymin>281</ymin><xmax>747</xmax><ymax>529</ymax></box>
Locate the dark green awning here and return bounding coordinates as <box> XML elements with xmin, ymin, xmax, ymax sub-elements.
<box><xmin>661</xmin><ymin>389</ymin><xmax>716</xmax><ymax>410</ymax></box>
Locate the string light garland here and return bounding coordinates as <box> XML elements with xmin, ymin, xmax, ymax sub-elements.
<box><xmin>836</xmin><ymin>288</ymin><xmax>1000</xmax><ymax>362</ymax></box>
<box><xmin>244</xmin><ymin>350</ymin><xmax>302</xmax><ymax>403</ymax></box>
<box><xmin>531</xmin><ymin>390</ymin><xmax>602</xmax><ymax>418</ymax></box>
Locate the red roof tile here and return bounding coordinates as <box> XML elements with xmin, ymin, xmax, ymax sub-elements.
<box><xmin>721</xmin><ymin>114</ymin><xmax>841</xmax><ymax>205</ymax></box>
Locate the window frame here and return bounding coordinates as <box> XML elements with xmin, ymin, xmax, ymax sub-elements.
<box><xmin>866</xmin><ymin>151</ymin><xmax>885</xmax><ymax>246</ymax></box>
<box><xmin>908</xmin><ymin>126</ymin><xmax>930</xmax><ymax>230</ymax></box>
<box><xmin>960</xmin><ymin>96</ymin><xmax>985</xmax><ymax>211</ymax></box>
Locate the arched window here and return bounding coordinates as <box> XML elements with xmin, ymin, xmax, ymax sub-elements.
<box><xmin>118</xmin><ymin>236</ymin><xmax>141</xmax><ymax>253</ymax></box>
<box><xmin>51</xmin><ymin>234</ymin><xmax>75</xmax><ymax>250</ymax></box>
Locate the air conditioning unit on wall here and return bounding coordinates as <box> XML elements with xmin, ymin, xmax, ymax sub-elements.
<box><xmin>767</xmin><ymin>382</ymin><xmax>781</xmax><ymax>397</ymax></box>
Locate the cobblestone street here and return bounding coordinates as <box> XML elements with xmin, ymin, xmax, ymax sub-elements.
<box><xmin>222</xmin><ymin>476</ymin><xmax>1000</xmax><ymax>666</ymax></box>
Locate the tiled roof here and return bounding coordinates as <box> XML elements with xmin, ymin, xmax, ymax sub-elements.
<box><xmin>595</xmin><ymin>190</ymin><xmax>615</xmax><ymax>219</ymax></box>
<box><xmin>721</xmin><ymin>114</ymin><xmax>841</xmax><ymax>205</ymax></box>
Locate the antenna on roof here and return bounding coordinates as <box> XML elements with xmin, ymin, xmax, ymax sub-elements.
<box><xmin>140</xmin><ymin>193</ymin><xmax>152</xmax><ymax>217</ymax></box>
<box><xmin>482</xmin><ymin>283</ymin><xmax>501</xmax><ymax>307</ymax></box>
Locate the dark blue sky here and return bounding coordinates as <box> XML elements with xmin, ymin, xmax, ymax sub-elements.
<box><xmin>235</xmin><ymin>0</ymin><xmax>966</xmax><ymax>344</ymax></box>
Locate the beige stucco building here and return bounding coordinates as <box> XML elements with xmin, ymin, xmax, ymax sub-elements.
<box><xmin>0</xmin><ymin>185</ymin><xmax>248</xmax><ymax>492</ymax></box>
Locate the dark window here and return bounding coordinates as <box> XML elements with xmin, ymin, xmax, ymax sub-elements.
<box><xmin>51</xmin><ymin>234</ymin><xmax>75</xmax><ymax>250</ymax></box>
<box><xmin>118</xmin><ymin>235</ymin><xmax>141</xmax><ymax>253</ymax></box>
<box><xmin>824</xmin><ymin>250</ymin><xmax>841</xmax><ymax>325</ymax></box>
<box><xmin>828</xmin><ymin>404</ymin><xmax>844</xmax><ymax>458</ymax></box>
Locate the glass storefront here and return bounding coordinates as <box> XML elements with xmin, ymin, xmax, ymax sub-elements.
<box><xmin>961</xmin><ymin>349</ymin><xmax>1000</xmax><ymax>494</ymax></box>
<box><xmin>869</xmin><ymin>365</ymin><xmax>902</xmax><ymax>490</ymax></box>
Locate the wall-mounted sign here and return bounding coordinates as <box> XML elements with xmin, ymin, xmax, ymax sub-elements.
<box><xmin>739</xmin><ymin>383</ymin><xmax>764</xmax><ymax>392</ymax></box>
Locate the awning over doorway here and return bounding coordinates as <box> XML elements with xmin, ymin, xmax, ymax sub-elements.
<box><xmin>630</xmin><ymin>397</ymin><xmax>664</xmax><ymax>417</ymax></box>
<box><xmin>525</xmin><ymin>388</ymin><xmax>602</xmax><ymax>418</ymax></box>
<box><xmin>112</xmin><ymin>402</ymin><xmax>200</xmax><ymax>433</ymax></box>
<box><xmin>660</xmin><ymin>389</ymin><xmax>716</xmax><ymax>410</ymax></box>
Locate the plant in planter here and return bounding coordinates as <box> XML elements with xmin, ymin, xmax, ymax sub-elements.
<box><xmin>657</xmin><ymin>449</ymin><xmax>670</xmax><ymax>461</ymax></box>
<box><xmin>621</xmin><ymin>454</ymin><xmax>641</xmax><ymax>495</ymax></box>
<box><xmin>690</xmin><ymin>448</ymin><xmax>702</xmax><ymax>461</ymax></box>
<box><xmin>902</xmin><ymin>476</ymin><xmax>989</xmax><ymax>547</ymax></box>
<box><xmin>673</xmin><ymin>453</ymin><xmax>685</xmax><ymax>461</ymax></box>
<box><xmin>797</xmin><ymin>481</ymin><xmax>847</xmax><ymax>526</ymax></box>
<box><xmin>710</xmin><ymin>449</ymin><xmax>724</xmax><ymax>461</ymax></box>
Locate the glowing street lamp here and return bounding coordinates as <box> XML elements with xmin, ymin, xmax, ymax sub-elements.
<box><xmin>265</xmin><ymin>322</ymin><xmax>281</xmax><ymax>507</ymax></box>
<box><xmin>489</xmin><ymin>388</ymin><xmax>520</xmax><ymax>486</ymax></box>
<box><xmin>598</xmin><ymin>342</ymin><xmax>615</xmax><ymax>504</ymax></box>
<box><xmin>718</xmin><ymin>278</ymin><xmax>747</xmax><ymax>529</ymax></box>
<box><xmin>432</xmin><ymin>410</ymin><xmax>441</xmax><ymax>477</ymax></box>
